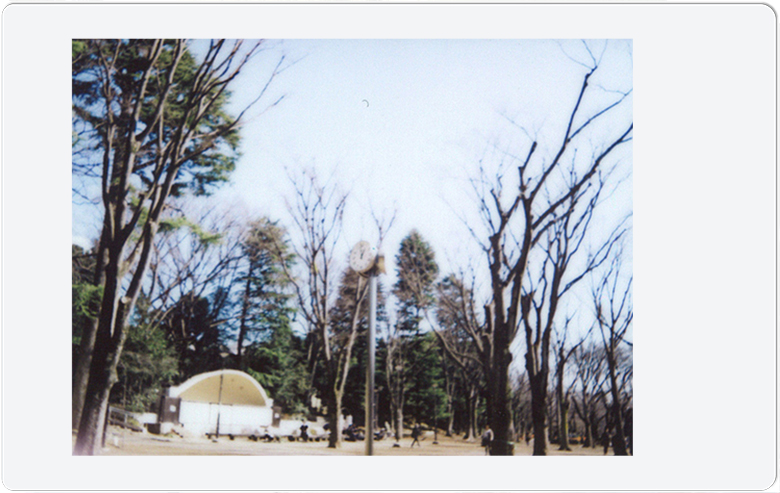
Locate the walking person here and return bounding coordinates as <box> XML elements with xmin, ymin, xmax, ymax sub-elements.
<box><xmin>601</xmin><ymin>429</ymin><xmax>611</xmax><ymax>455</ymax></box>
<box><xmin>410</xmin><ymin>423</ymin><xmax>422</xmax><ymax>448</ymax></box>
<box><xmin>481</xmin><ymin>424</ymin><xmax>494</xmax><ymax>455</ymax></box>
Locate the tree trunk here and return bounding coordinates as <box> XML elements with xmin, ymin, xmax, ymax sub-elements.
<box><xmin>74</xmin><ymin>379</ymin><xmax>111</xmax><ymax>455</ymax></box>
<box><xmin>74</xmin><ymin>246</ymin><xmax>123</xmax><ymax>454</ymax></box>
<box><xmin>609</xmin><ymin>400</ymin><xmax>628</xmax><ymax>455</ymax></box>
<box><xmin>529</xmin><ymin>375</ymin><xmax>548</xmax><ymax>455</ymax></box>
<box><xmin>393</xmin><ymin>379</ymin><xmax>405</xmax><ymax>442</ymax></box>
<box><xmin>327</xmin><ymin>391</ymin><xmax>342</xmax><ymax>448</ymax></box>
<box><xmin>440</xmin><ymin>353</ymin><xmax>455</xmax><ymax>438</ymax></box>
<box><xmin>236</xmin><ymin>267</ymin><xmax>253</xmax><ymax>370</ymax></box>
<box><xmin>466</xmin><ymin>388</ymin><xmax>478</xmax><ymax>441</ymax></box>
<box><xmin>558</xmin><ymin>399</ymin><xmax>571</xmax><ymax>451</ymax></box>
<box><xmin>73</xmin><ymin>293</ymin><xmax>130</xmax><ymax>453</ymax></box>
<box><xmin>446</xmin><ymin>398</ymin><xmax>454</xmax><ymax>437</ymax></box>
<box><xmin>489</xmin><ymin>399</ymin><xmax>512</xmax><ymax>455</ymax></box>
<box><xmin>72</xmin><ymin>317</ymin><xmax>98</xmax><ymax>430</ymax></box>
<box><xmin>607</xmin><ymin>353</ymin><xmax>628</xmax><ymax>455</ymax></box>
<box><xmin>624</xmin><ymin>409</ymin><xmax>633</xmax><ymax>455</ymax></box>
<box><xmin>386</xmin><ymin>347</ymin><xmax>401</xmax><ymax>442</ymax></box>
<box><xmin>487</xmin><ymin>361</ymin><xmax>513</xmax><ymax>454</ymax></box>
<box><xmin>591</xmin><ymin>412</ymin><xmax>601</xmax><ymax>449</ymax></box>
<box><xmin>72</xmin><ymin>235</ymin><xmax>108</xmax><ymax>430</ymax></box>
<box><xmin>583</xmin><ymin>419</ymin><xmax>593</xmax><ymax>448</ymax></box>
<box><xmin>484</xmin><ymin>315</ymin><xmax>514</xmax><ymax>455</ymax></box>
<box><xmin>386</xmin><ymin>344</ymin><xmax>405</xmax><ymax>443</ymax></box>
<box><xmin>555</xmin><ymin>352</ymin><xmax>572</xmax><ymax>451</ymax></box>
<box><xmin>389</xmin><ymin>400</ymin><xmax>397</xmax><ymax>439</ymax></box>
<box><xmin>508</xmin><ymin>414</ymin><xmax>516</xmax><ymax>442</ymax></box>
<box><xmin>395</xmin><ymin>404</ymin><xmax>404</xmax><ymax>441</ymax></box>
<box><xmin>74</xmin><ymin>219</ymin><xmax>155</xmax><ymax>454</ymax></box>
<box><xmin>549</xmin><ymin>395</ymin><xmax>557</xmax><ymax>444</ymax></box>
<box><xmin>325</xmin><ymin>279</ymin><xmax>366</xmax><ymax>449</ymax></box>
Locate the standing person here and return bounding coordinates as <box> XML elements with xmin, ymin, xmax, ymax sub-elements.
<box><xmin>346</xmin><ymin>423</ymin><xmax>357</xmax><ymax>442</ymax></box>
<box><xmin>300</xmin><ymin>420</ymin><xmax>309</xmax><ymax>442</ymax></box>
<box><xmin>410</xmin><ymin>423</ymin><xmax>422</xmax><ymax>448</ymax></box>
<box><xmin>481</xmin><ymin>425</ymin><xmax>494</xmax><ymax>455</ymax></box>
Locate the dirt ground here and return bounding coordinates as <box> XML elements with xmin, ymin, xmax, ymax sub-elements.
<box><xmin>89</xmin><ymin>426</ymin><xmax>608</xmax><ymax>456</ymax></box>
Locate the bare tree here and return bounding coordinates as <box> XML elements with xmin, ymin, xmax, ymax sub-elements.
<box><xmin>274</xmin><ymin>167</ymin><xmax>392</xmax><ymax>448</ymax></box>
<box><xmin>511</xmin><ymin>371</ymin><xmax>533</xmax><ymax>444</ymax></box>
<box><xmin>593</xmin><ymin>252</ymin><xmax>633</xmax><ymax>455</ymax></box>
<box><xmin>461</xmin><ymin>45</ymin><xmax>632</xmax><ymax>454</ymax></box>
<box><xmin>145</xmin><ymin>204</ymin><xmax>247</xmax><ymax>326</ymax></box>
<box><xmin>521</xmin><ymin>182</ymin><xmax>628</xmax><ymax>454</ymax></box>
<box><xmin>570</xmin><ymin>342</ymin><xmax>609</xmax><ymax>448</ymax></box>
<box><xmin>326</xmin><ymin>269</ymin><xmax>371</xmax><ymax>446</ymax></box>
<box><xmin>432</xmin><ymin>272</ymin><xmax>486</xmax><ymax>441</ymax></box>
<box><xmin>551</xmin><ymin>320</ymin><xmax>590</xmax><ymax>451</ymax></box>
<box><xmin>273</xmin><ymin>167</ymin><xmax>347</xmax><ymax>446</ymax></box>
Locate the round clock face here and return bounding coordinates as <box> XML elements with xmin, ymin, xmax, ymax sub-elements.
<box><xmin>349</xmin><ymin>241</ymin><xmax>376</xmax><ymax>273</ymax></box>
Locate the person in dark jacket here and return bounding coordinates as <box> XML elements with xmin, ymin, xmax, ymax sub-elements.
<box><xmin>481</xmin><ymin>425</ymin><xmax>494</xmax><ymax>455</ymax></box>
<box><xmin>299</xmin><ymin>421</ymin><xmax>309</xmax><ymax>442</ymax></box>
<box><xmin>410</xmin><ymin>423</ymin><xmax>422</xmax><ymax>448</ymax></box>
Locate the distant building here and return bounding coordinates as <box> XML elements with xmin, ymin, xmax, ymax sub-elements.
<box><xmin>159</xmin><ymin>369</ymin><xmax>274</xmax><ymax>437</ymax></box>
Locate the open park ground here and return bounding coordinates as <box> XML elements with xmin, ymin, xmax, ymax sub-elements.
<box><xmin>89</xmin><ymin>426</ymin><xmax>607</xmax><ymax>456</ymax></box>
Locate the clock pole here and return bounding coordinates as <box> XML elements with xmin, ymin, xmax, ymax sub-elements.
<box><xmin>366</xmin><ymin>270</ymin><xmax>377</xmax><ymax>456</ymax></box>
<box><xmin>350</xmin><ymin>241</ymin><xmax>382</xmax><ymax>456</ymax></box>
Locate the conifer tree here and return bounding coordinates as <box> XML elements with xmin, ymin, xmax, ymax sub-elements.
<box><xmin>386</xmin><ymin>230</ymin><xmax>439</xmax><ymax>440</ymax></box>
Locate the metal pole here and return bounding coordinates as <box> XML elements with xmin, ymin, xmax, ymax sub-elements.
<box><xmin>366</xmin><ymin>274</ymin><xmax>377</xmax><ymax>455</ymax></box>
<box><xmin>216</xmin><ymin>371</ymin><xmax>224</xmax><ymax>439</ymax></box>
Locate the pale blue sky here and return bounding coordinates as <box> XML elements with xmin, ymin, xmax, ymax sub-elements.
<box><xmin>222</xmin><ymin>39</ymin><xmax>632</xmax><ymax>339</ymax></box>
<box><xmin>212</xmin><ymin>39</ymin><xmax>631</xmax><ymax>268</ymax></box>
<box><xmin>73</xmin><ymin>38</ymin><xmax>633</xmax><ymax>344</ymax></box>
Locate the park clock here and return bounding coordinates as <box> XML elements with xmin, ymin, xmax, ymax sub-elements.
<box><xmin>349</xmin><ymin>241</ymin><xmax>377</xmax><ymax>274</ymax></box>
